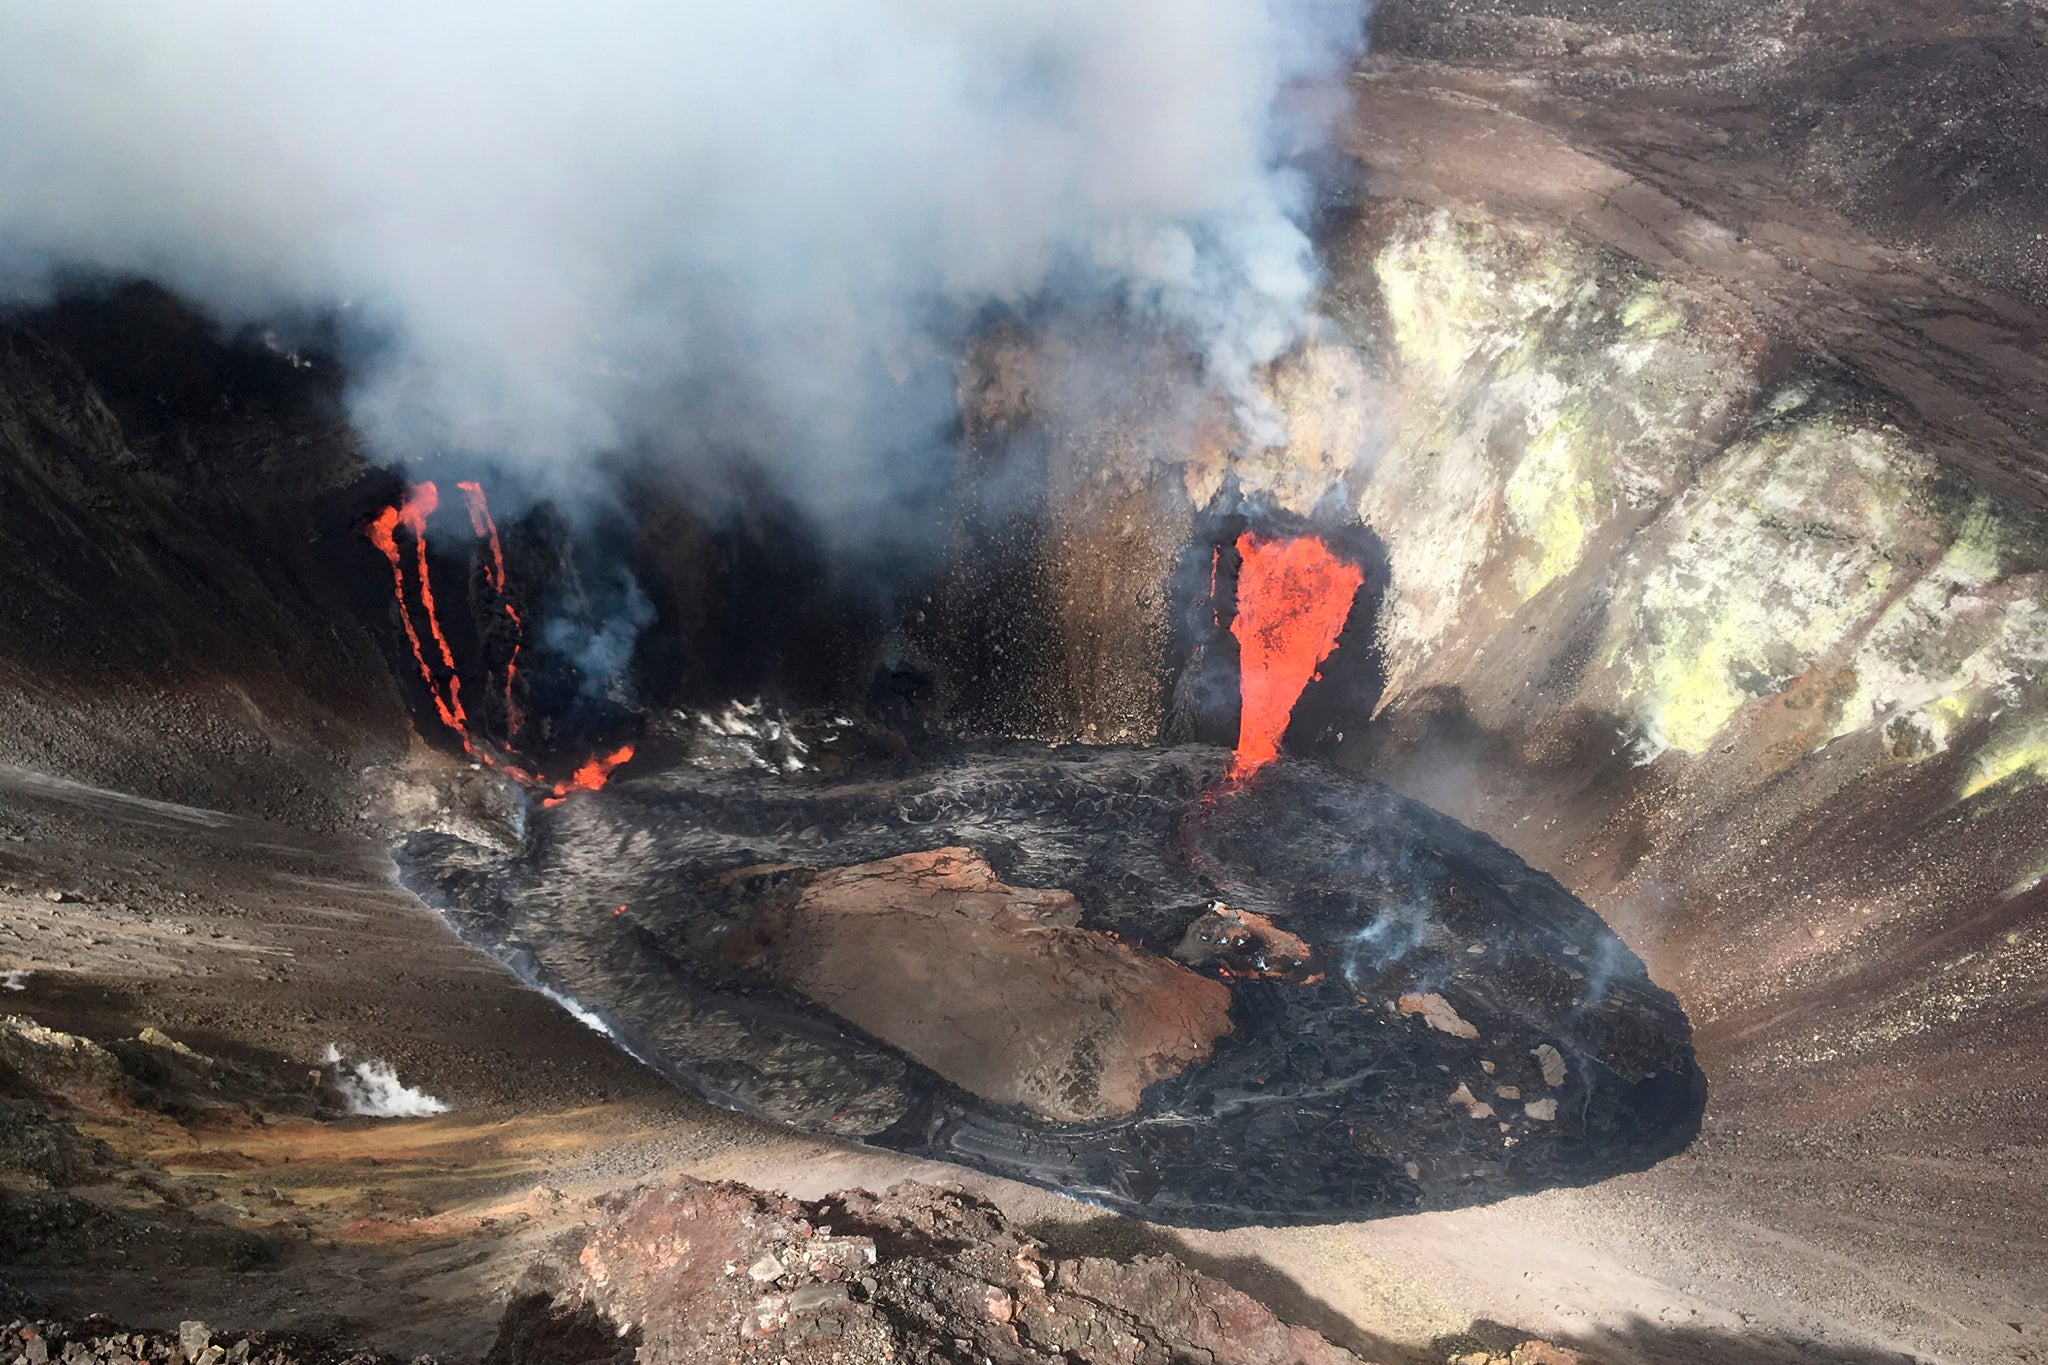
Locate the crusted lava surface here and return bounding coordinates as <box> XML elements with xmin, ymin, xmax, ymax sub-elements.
<box><xmin>396</xmin><ymin>744</ymin><xmax>1704</xmax><ymax>1228</ymax></box>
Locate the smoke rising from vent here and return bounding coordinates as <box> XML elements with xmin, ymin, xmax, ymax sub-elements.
<box><xmin>321</xmin><ymin>1045</ymin><xmax>452</xmax><ymax>1118</ymax></box>
<box><xmin>544</xmin><ymin>572</ymin><xmax>656</xmax><ymax>702</ymax></box>
<box><xmin>0</xmin><ymin>2</ymin><xmax>1364</xmax><ymax>527</ymax></box>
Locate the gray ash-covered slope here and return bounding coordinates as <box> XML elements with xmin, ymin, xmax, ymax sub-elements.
<box><xmin>397</xmin><ymin>744</ymin><xmax>1703</xmax><ymax>1228</ymax></box>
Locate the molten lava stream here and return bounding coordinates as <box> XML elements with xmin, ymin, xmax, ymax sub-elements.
<box><xmin>1228</xmin><ymin>532</ymin><xmax>1364</xmax><ymax>781</ymax></box>
<box><xmin>543</xmin><ymin>746</ymin><xmax>636</xmax><ymax>807</ymax></box>
<box><xmin>365</xmin><ymin>483</ymin><xmax>469</xmax><ymax>740</ymax></box>
<box><xmin>366</xmin><ymin>479</ymin><xmax>633</xmax><ymax>805</ymax></box>
<box><xmin>456</xmin><ymin>480</ymin><xmax>527</xmax><ymax>738</ymax></box>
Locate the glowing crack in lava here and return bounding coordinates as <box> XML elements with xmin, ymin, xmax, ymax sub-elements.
<box><xmin>1229</xmin><ymin>533</ymin><xmax>1365</xmax><ymax>780</ymax></box>
<box><xmin>366</xmin><ymin>481</ymin><xmax>632</xmax><ymax>802</ymax></box>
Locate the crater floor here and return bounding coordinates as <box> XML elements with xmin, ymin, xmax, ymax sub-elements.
<box><xmin>396</xmin><ymin>745</ymin><xmax>1705</xmax><ymax>1228</ymax></box>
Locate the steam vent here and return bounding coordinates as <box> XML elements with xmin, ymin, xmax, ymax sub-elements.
<box><xmin>10</xmin><ymin>2</ymin><xmax>2048</xmax><ymax>1363</ymax></box>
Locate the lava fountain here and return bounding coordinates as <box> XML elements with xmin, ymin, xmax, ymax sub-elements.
<box><xmin>1229</xmin><ymin>533</ymin><xmax>1365</xmax><ymax>780</ymax></box>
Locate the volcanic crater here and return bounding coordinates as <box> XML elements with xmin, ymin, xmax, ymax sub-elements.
<box><xmin>396</xmin><ymin>741</ymin><xmax>1705</xmax><ymax>1228</ymax></box>
<box><xmin>6</xmin><ymin>4</ymin><xmax>2048</xmax><ymax>1358</ymax></box>
<box><xmin>367</xmin><ymin>477</ymin><xmax>1700</xmax><ymax>1226</ymax></box>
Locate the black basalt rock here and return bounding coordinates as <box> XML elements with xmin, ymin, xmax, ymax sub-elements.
<box><xmin>394</xmin><ymin>744</ymin><xmax>1705</xmax><ymax>1229</ymax></box>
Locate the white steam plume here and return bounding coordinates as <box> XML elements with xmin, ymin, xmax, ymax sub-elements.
<box><xmin>0</xmin><ymin>3</ymin><xmax>1363</xmax><ymax>518</ymax></box>
<box><xmin>322</xmin><ymin>1044</ymin><xmax>452</xmax><ymax>1118</ymax></box>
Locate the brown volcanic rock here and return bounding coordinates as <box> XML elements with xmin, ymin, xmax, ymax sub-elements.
<box><xmin>495</xmin><ymin>1177</ymin><xmax>1376</xmax><ymax>1365</ymax></box>
<box><xmin>753</xmin><ymin>847</ymin><xmax>1233</xmax><ymax>1123</ymax></box>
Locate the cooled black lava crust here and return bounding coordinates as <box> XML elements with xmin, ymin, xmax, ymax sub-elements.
<box><xmin>396</xmin><ymin>744</ymin><xmax>1705</xmax><ymax>1228</ymax></box>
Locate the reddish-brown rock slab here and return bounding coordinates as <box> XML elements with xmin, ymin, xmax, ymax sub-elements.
<box><xmin>1173</xmin><ymin>901</ymin><xmax>1317</xmax><ymax>980</ymax></box>
<box><xmin>753</xmin><ymin>846</ymin><xmax>1233</xmax><ymax>1123</ymax></box>
<box><xmin>492</xmin><ymin>1176</ymin><xmax>1380</xmax><ymax>1365</ymax></box>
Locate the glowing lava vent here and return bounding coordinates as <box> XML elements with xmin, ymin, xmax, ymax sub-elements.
<box><xmin>1229</xmin><ymin>532</ymin><xmax>1365</xmax><ymax>780</ymax></box>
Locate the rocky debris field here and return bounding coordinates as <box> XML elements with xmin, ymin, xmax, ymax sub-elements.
<box><xmin>0</xmin><ymin>1192</ymin><xmax>1607</xmax><ymax>1365</ymax></box>
<box><xmin>0</xmin><ymin>1316</ymin><xmax>403</xmax><ymax>1365</ymax></box>
<box><xmin>491</xmin><ymin>1175</ymin><xmax>1595</xmax><ymax>1365</ymax></box>
<box><xmin>0</xmin><ymin>978</ymin><xmax>1605</xmax><ymax>1365</ymax></box>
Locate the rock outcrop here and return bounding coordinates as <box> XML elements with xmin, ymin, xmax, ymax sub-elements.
<box><xmin>752</xmin><ymin>847</ymin><xmax>1233</xmax><ymax>1124</ymax></box>
<box><xmin>493</xmin><ymin>1177</ymin><xmax>1381</xmax><ymax>1365</ymax></box>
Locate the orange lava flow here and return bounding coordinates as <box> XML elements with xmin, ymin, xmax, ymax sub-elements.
<box><xmin>456</xmin><ymin>480</ymin><xmax>526</xmax><ymax>738</ymax></box>
<box><xmin>1228</xmin><ymin>532</ymin><xmax>1364</xmax><ymax>781</ymax></box>
<box><xmin>366</xmin><ymin>484</ymin><xmax>468</xmax><ymax>738</ymax></box>
<box><xmin>542</xmin><ymin>746</ymin><xmax>636</xmax><ymax>807</ymax></box>
<box><xmin>366</xmin><ymin>481</ymin><xmax>634</xmax><ymax>806</ymax></box>
<box><xmin>399</xmin><ymin>484</ymin><xmax>466</xmax><ymax>722</ymax></box>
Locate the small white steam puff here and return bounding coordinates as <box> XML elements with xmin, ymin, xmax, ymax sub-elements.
<box><xmin>321</xmin><ymin>1044</ymin><xmax>451</xmax><ymax>1118</ymax></box>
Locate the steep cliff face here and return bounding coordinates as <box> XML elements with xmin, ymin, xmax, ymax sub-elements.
<box><xmin>1258</xmin><ymin>206</ymin><xmax>2048</xmax><ymax>1056</ymax></box>
<box><xmin>0</xmin><ymin>286</ymin><xmax>404</xmax><ymax>826</ymax></box>
<box><xmin>915</xmin><ymin>190</ymin><xmax>2048</xmax><ymax>1354</ymax></box>
<box><xmin>1343</xmin><ymin>208</ymin><xmax>2048</xmax><ymax>780</ymax></box>
<box><xmin>1370</xmin><ymin>0</ymin><xmax>2048</xmax><ymax>313</ymax></box>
